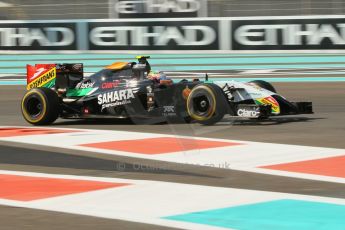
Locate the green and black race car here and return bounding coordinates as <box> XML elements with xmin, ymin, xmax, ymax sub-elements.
<box><xmin>21</xmin><ymin>56</ymin><xmax>313</xmax><ymax>126</ymax></box>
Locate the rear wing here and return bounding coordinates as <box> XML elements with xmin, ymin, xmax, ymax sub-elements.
<box><xmin>26</xmin><ymin>63</ymin><xmax>83</xmax><ymax>90</ymax></box>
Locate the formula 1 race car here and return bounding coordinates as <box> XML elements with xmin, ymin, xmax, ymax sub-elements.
<box><xmin>21</xmin><ymin>56</ymin><xmax>313</xmax><ymax>126</ymax></box>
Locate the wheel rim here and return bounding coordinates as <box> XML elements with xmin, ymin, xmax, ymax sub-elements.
<box><xmin>193</xmin><ymin>95</ymin><xmax>211</xmax><ymax>115</ymax></box>
<box><xmin>25</xmin><ymin>96</ymin><xmax>43</xmax><ymax>119</ymax></box>
<box><xmin>187</xmin><ymin>87</ymin><xmax>216</xmax><ymax>120</ymax></box>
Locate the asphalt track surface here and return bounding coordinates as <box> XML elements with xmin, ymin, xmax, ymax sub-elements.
<box><xmin>0</xmin><ymin>81</ymin><xmax>345</xmax><ymax>229</ymax></box>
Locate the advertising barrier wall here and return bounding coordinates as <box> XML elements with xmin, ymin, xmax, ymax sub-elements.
<box><xmin>108</xmin><ymin>0</ymin><xmax>208</xmax><ymax>18</ymax></box>
<box><xmin>1</xmin><ymin>15</ymin><xmax>345</xmax><ymax>51</ymax></box>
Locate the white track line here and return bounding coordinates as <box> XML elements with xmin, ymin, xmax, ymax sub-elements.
<box><xmin>1</xmin><ymin>170</ymin><xmax>345</xmax><ymax>230</ymax></box>
<box><xmin>0</xmin><ymin>126</ymin><xmax>344</xmax><ymax>183</ymax></box>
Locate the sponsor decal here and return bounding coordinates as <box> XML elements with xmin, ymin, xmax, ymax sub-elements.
<box><xmin>90</xmin><ymin>25</ymin><xmax>216</xmax><ymax>46</ymax></box>
<box><xmin>29</xmin><ymin>68</ymin><xmax>46</xmax><ymax>81</ymax></box>
<box><xmin>27</xmin><ymin>64</ymin><xmax>56</xmax><ymax>83</ymax></box>
<box><xmin>88</xmin><ymin>21</ymin><xmax>218</xmax><ymax>50</ymax></box>
<box><xmin>232</xmin><ymin>18</ymin><xmax>345</xmax><ymax>50</ymax></box>
<box><xmin>2</xmin><ymin>19</ymin><xmax>217</xmax><ymax>51</ymax></box>
<box><xmin>78</xmin><ymin>81</ymin><xmax>95</xmax><ymax>89</ymax></box>
<box><xmin>146</xmin><ymin>86</ymin><xmax>153</xmax><ymax>94</ymax></box>
<box><xmin>101</xmin><ymin>80</ymin><xmax>120</xmax><ymax>89</ymax></box>
<box><xmin>125</xmin><ymin>79</ymin><xmax>139</xmax><ymax>87</ymax></box>
<box><xmin>248</xmin><ymin>92</ymin><xmax>263</xmax><ymax>96</ymax></box>
<box><xmin>97</xmin><ymin>88</ymin><xmax>138</xmax><ymax>110</ymax></box>
<box><xmin>72</xmin><ymin>64</ymin><xmax>83</xmax><ymax>71</ymax></box>
<box><xmin>7</xmin><ymin>16</ymin><xmax>345</xmax><ymax>51</ymax></box>
<box><xmin>256</xmin><ymin>96</ymin><xmax>280</xmax><ymax>114</ymax></box>
<box><xmin>66</xmin><ymin>88</ymin><xmax>95</xmax><ymax>97</ymax></box>
<box><xmin>27</xmin><ymin>67</ymin><xmax>56</xmax><ymax>90</ymax></box>
<box><xmin>146</xmin><ymin>86</ymin><xmax>155</xmax><ymax>111</ymax></box>
<box><xmin>0</xmin><ymin>23</ymin><xmax>76</xmax><ymax>50</ymax></box>
<box><xmin>163</xmin><ymin>105</ymin><xmax>176</xmax><ymax>116</ymax></box>
<box><xmin>237</xmin><ymin>108</ymin><xmax>260</xmax><ymax>118</ymax></box>
<box><xmin>109</xmin><ymin>0</ymin><xmax>207</xmax><ymax>18</ymax></box>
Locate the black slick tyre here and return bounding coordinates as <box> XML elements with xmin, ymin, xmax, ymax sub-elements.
<box><xmin>186</xmin><ymin>84</ymin><xmax>227</xmax><ymax>125</ymax></box>
<box><xmin>21</xmin><ymin>87</ymin><xmax>60</xmax><ymax>125</ymax></box>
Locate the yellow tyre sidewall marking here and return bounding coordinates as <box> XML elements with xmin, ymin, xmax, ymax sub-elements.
<box><xmin>21</xmin><ymin>90</ymin><xmax>47</xmax><ymax>123</ymax></box>
<box><xmin>187</xmin><ymin>85</ymin><xmax>217</xmax><ymax>121</ymax></box>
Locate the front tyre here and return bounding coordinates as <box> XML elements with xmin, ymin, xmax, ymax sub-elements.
<box><xmin>186</xmin><ymin>84</ymin><xmax>227</xmax><ymax>125</ymax></box>
<box><xmin>21</xmin><ymin>87</ymin><xmax>60</xmax><ymax>125</ymax></box>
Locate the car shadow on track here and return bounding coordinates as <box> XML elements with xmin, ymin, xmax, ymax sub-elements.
<box><xmin>52</xmin><ymin>116</ymin><xmax>323</xmax><ymax>126</ymax></box>
<box><xmin>227</xmin><ymin>116</ymin><xmax>324</xmax><ymax>126</ymax></box>
<box><xmin>53</xmin><ymin>118</ymin><xmax>134</xmax><ymax>126</ymax></box>
<box><xmin>0</xmin><ymin>145</ymin><xmax>220</xmax><ymax>179</ymax></box>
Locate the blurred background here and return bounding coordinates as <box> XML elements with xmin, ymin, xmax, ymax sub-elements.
<box><xmin>1</xmin><ymin>0</ymin><xmax>345</xmax><ymax>76</ymax></box>
<box><xmin>1</xmin><ymin>0</ymin><xmax>345</xmax><ymax>20</ymax></box>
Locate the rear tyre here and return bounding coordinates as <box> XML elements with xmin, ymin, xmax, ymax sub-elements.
<box><xmin>249</xmin><ymin>80</ymin><xmax>277</xmax><ymax>93</ymax></box>
<box><xmin>186</xmin><ymin>84</ymin><xmax>227</xmax><ymax>125</ymax></box>
<box><xmin>21</xmin><ymin>87</ymin><xmax>60</xmax><ymax>125</ymax></box>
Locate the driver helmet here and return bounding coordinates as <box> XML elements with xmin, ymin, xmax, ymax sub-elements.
<box><xmin>147</xmin><ymin>71</ymin><xmax>167</xmax><ymax>81</ymax></box>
